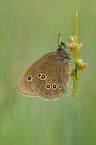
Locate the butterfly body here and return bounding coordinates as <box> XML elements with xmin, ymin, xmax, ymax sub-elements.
<box><xmin>16</xmin><ymin>42</ymin><xmax>70</xmax><ymax>100</ymax></box>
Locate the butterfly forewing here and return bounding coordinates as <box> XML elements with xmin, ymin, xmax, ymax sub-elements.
<box><xmin>16</xmin><ymin>52</ymin><xmax>55</xmax><ymax>96</ymax></box>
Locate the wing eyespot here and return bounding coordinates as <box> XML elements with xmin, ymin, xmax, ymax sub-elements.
<box><xmin>52</xmin><ymin>83</ymin><xmax>57</xmax><ymax>90</ymax></box>
<box><xmin>45</xmin><ymin>83</ymin><xmax>62</xmax><ymax>91</ymax></box>
<box><xmin>37</xmin><ymin>73</ymin><xmax>42</xmax><ymax>78</ymax></box>
<box><xmin>45</xmin><ymin>83</ymin><xmax>51</xmax><ymax>90</ymax></box>
<box><xmin>26</xmin><ymin>75</ymin><xmax>33</xmax><ymax>82</ymax></box>
<box><xmin>58</xmin><ymin>83</ymin><xmax>62</xmax><ymax>89</ymax></box>
<box><xmin>37</xmin><ymin>73</ymin><xmax>46</xmax><ymax>80</ymax></box>
<box><xmin>40</xmin><ymin>74</ymin><xmax>46</xmax><ymax>80</ymax></box>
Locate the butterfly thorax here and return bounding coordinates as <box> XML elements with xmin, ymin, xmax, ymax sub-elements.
<box><xmin>56</xmin><ymin>42</ymin><xmax>70</xmax><ymax>62</ymax></box>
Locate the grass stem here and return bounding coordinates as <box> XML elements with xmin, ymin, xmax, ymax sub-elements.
<box><xmin>73</xmin><ymin>8</ymin><xmax>79</xmax><ymax>111</ymax></box>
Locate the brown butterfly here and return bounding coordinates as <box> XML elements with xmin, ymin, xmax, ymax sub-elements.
<box><xmin>16</xmin><ymin>34</ymin><xmax>70</xmax><ymax>100</ymax></box>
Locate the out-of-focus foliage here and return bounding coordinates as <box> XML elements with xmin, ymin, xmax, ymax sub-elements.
<box><xmin>0</xmin><ymin>0</ymin><xmax>96</xmax><ymax>145</ymax></box>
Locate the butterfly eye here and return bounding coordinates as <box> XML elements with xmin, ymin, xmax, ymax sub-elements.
<box><xmin>58</xmin><ymin>83</ymin><xmax>62</xmax><ymax>89</ymax></box>
<box><xmin>37</xmin><ymin>73</ymin><xmax>42</xmax><ymax>78</ymax></box>
<box><xmin>26</xmin><ymin>75</ymin><xmax>33</xmax><ymax>82</ymax></box>
<box><xmin>45</xmin><ymin>83</ymin><xmax>51</xmax><ymax>90</ymax></box>
<box><xmin>52</xmin><ymin>83</ymin><xmax>57</xmax><ymax>90</ymax></box>
<box><xmin>40</xmin><ymin>74</ymin><xmax>46</xmax><ymax>80</ymax></box>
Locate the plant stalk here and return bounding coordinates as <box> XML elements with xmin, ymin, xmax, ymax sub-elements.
<box><xmin>73</xmin><ymin>8</ymin><xmax>79</xmax><ymax>111</ymax></box>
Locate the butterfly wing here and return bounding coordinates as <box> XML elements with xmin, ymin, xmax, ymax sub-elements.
<box><xmin>16</xmin><ymin>52</ymin><xmax>55</xmax><ymax>97</ymax></box>
<box><xmin>31</xmin><ymin>50</ymin><xmax>70</xmax><ymax>100</ymax></box>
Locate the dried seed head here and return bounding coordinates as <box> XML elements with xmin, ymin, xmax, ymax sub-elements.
<box><xmin>67</xmin><ymin>35</ymin><xmax>83</xmax><ymax>62</ymax></box>
<box><xmin>70</xmin><ymin>59</ymin><xmax>88</xmax><ymax>80</ymax></box>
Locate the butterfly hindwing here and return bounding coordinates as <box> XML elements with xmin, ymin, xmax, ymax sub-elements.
<box><xmin>31</xmin><ymin>51</ymin><xmax>69</xmax><ymax>99</ymax></box>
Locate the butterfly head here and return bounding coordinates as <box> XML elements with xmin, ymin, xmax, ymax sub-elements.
<box><xmin>58</xmin><ymin>42</ymin><xmax>66</xmax><ymax>50</ymax></box>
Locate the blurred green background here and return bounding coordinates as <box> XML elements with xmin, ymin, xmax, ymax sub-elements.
<box><xmin>0</xmin><ymin>0</ymin><xmax>96</xmax><ymax>145</ymax></box>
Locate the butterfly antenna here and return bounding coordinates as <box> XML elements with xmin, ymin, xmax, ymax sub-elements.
<box><xmin>58</xmin><ymin>33</ymin><xmax>64</xmax><ymax>46</ymax></box>
<box><xmin>58</xmin><ymin>33</ymin><xmax>61</xmax><ymax>46</ymax></box>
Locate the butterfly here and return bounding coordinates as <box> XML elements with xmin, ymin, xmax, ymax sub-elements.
<box><xmin>16</xmin><ymin>34</ymin><xmax>70</xmax><ymax>100</ymax></box>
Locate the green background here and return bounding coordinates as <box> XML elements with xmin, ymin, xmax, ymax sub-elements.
<box><xmin>0</xmin><ymin>0</ymin><xmax>96</xmax><ymax>145</ymax></box>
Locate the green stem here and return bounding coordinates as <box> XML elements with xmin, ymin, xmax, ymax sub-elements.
<box><xmin>73</xmin><ymin>62</ymin><xmax>79</xmax><ymax>145</ymax></box>
<box><xmin>76</xmin><ymin>8</ymin><xmax>78</xmax><ymax>43</ymax></box>
<box><xmin>74</xmin><ymin>8</ymin><xmax>79</xmax><ymax>111</ymax></box>
<box><xmin>74</xmin><ymin>62</ymin><xmax>79</xmax><ymax>111</ymax></box>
